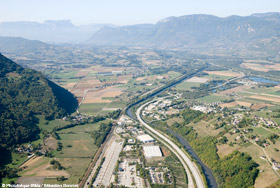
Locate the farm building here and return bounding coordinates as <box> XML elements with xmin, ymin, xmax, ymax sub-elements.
<box><xmin>143</xmin><ymin>146</ymin><xmax>162</xmax><ymax>158</ymax></box>
<box><xmin>137</xmin><ymin>134</ymin><xmax>155</xmax><ymax>143</ymax></box>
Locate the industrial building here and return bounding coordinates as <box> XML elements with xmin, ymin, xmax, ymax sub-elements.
<box><xmin>137</xmin><ymin>134</ymin><xmax>155</xmax><ymax>143</ymax></box>
<box><xmin>143</xmin><ymin>145</ymin><xmax>162</xmax><ymax>158</ymax></box>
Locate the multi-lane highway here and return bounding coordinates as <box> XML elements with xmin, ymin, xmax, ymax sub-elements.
<box><xmin>136</xmin><ymin>100</ymin><xmax>206</xmax><ymax>188</ymax></box>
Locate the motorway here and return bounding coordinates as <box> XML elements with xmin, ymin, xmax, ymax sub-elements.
<box><xmin>136</xmin><ymin>100</ymin><xmax>206</xmax><ymax>188</ymax></box>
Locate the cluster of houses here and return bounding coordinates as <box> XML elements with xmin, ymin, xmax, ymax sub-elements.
<box><xmin>16</xmin><ymin>144</ymin><xmax>33</xmax><ymax>154</ymax></box>
<box><xmin>142</xmin><ymin>99</ymin><xmax>178</xmax><ymax>120</ymax></box>
<box><xmin>272</xmin><ymin>160</ymin><xmax>280</xmax><ymax>171</ymax></box>
<box><xmin>237</xmin><ymin>79</ymin><xmax>258</xmax><ymax>86</ymax></box>
<box><xmin>190</xmin><ymin>105</ymin><xmax>217</xmax><ymax>113</ymax></box>
<box><xmin>63</xmin><ymin>114</ymin><xmax>89</xmax><ymax>122</ymax></box>
<box><xmin>256</xmin><ymin>116</ymin><xmax>278</xmax><ymax>128</ymax></box>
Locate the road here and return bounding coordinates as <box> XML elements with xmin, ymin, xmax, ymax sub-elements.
<box><xmin>136</xmin><ymin>100</ymin><xmax>206</xmax><ymax>188</ymax></box>
<box><xmin>212</xmin><ymin>75</ymin><xmax>244</xmax><ymax>90</ymax></box>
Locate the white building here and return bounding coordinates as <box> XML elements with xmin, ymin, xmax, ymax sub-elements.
<box><xmin>137</xmin><ymin>134</ymin><xmax>155</xmax><ymax>143</ymax></box>
<box><xmin>143</xmin><ymin>146</ymin><xmax>162</xmax><ymax>158</ymax></box>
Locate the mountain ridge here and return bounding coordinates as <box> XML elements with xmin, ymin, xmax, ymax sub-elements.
<box><xmin>88</xmin><ymin>12</ymin><xmax>280</xmax><ymax>50</ymax></box>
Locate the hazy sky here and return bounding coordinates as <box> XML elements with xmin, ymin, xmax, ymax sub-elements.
<box><xmin>1</xmin><ymin>0</ymin><xmax>279</xmax><ymax>25</ymax></box>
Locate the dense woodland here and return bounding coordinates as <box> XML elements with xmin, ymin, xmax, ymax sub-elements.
<box><xmin>0</xmin><ymin>53</ymin><xmax>78</xmax><ymax>150</ymax></box>
<box><xmin>91</xmin><ymin>122</ymin><xmax>112</xmax><ymax>147</ymax></box>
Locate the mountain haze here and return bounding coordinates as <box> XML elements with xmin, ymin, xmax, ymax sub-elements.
<box><xmin>0</xmin><ymin>20</ymin><xmax>115</xmax><ymax>43</ymax></box>
<box><xmin>88</xmin><ymin>12</ymin><xmax>280</xmax><ymax>49</ymax></box>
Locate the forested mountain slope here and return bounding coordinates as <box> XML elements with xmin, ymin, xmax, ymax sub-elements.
<box><xmin>0</xmin><ymin>53</ymin><xmax>78</xmax><ymax>148</ymax></box>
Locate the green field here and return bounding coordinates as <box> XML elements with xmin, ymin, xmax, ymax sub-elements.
<box><xmin>79</xmin><ymin>103</ymin><xmax>108</xmax><ymax>115</ymax></box>
<box><xmin>197</xmin><ymin>95</ymin><xmax>228</xmax><ymax>103</ymax></box>
<box><xmin>96</xmin><ymin>75</ymin><xmax>117</xmax><ymax>82</ymax></box>
<box><xmin>203</xmin><ymin>74</ymin><xmax>233</xmax><ymax>80</ymax></box>
<box><xmin>167</xmin><ymin>71</ymin><xmax>182</xmax><ymax>79</ymax></box>
<box><xmin>268</xmin><ymin>91</ymin><xmax>280</xmax><ymax>96</ymax></box>
<box><xmin>174</xmin><ymin>82</ymin><xmax>201</xmax><ymax>91</ymax></box>
<box><xmin>44</xmin><ymin>121</ymin><xmax>108</xmax><ymax>184</ymax></box>
<box><xmin>51</xmin><ymin>70</ymin><xmax>79</xmax><ymax>79</ymax></box>
<box><xmin>86</xmin><ymin>72</ymin><xmax>97</xmax><ymax>77</ymax></box>
<box><xmin>6</xmin><ymin>152</ymin><xmax>28</xmax><ymax>168</ymax></box>
<box><xmin>101</xmin><ymin>97</ymin><xmax>115</xmax><ymax>100</ymax></box>
<box><xmin>53</xmin><ymin>127</ymin><xmax>99</xmax><ymax>158</ymax></box>
<box><xmin>97</xmin><ymin>110</ymin><xmax>114</xmax><ymax>116</ymax></box>
<box><xmin>252</xmin><ymin>127</ymin><xmax>272</xmax><ymax>138</ymax></box>
<box><xmin>106</xmin><ymin>100</ymin><xmax>126</xmax><ymax>108</ymax></box>
<box><xmin>37</xmin><ymin>116</ymin><xmax>71</xmax><ymax>132</ymax></box>
<box><xmin>44</xmin><ymin>157</ymin><xmax>92</xmax><ymax>184</ymax></box>
<box><xmin>246</xmin><ymin>87</ymin><xmax>276</xmax><ymax>94</ymax></box>
<box><xmin>245</xmin><ymin>97</ymin><xmax>275</xmax><ymax>104</ymax></box>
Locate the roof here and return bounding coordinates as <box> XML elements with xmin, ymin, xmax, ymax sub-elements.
<box><xmin>143</xmin><ymin>146</ymin><xmax>162</xmax><ymax>158</ymax></box>
<box><xmin>137</xmin><ymin>134</ymin><xmax>155</xmax><ymax>142</ymax></box>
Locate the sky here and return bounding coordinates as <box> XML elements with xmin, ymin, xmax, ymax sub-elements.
<box><xmin>0</xmin><ymin>0</ymin><xmax>280</xmax><ymax>26</ymax></box>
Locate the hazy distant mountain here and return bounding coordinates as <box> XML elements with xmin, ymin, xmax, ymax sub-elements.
<box><xmin>0</xmin><ymin>20</ymin><xmax>115</xmax><ymax>43</ymax></box>
<box><xmin>0</xmin><ymin>36</ymin><xmax>51</xmax><ymax>53</ymax></box>
<box><xmin>88</xmin><ymin>12</ymin><xmax>280</xmax><ymax>49</ymax></box>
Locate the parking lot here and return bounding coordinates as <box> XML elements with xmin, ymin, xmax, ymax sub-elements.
<box><xmin>148</xmin><ymin>167</ymin><xmax>172</xmax><ymax>185</ymax></box>
<box><xmin>93</xmin><ymin>141</ymin><xmax>123</xmax><ymax>187</ymax></box>
<box><xmin>117</xmin><ymin>159</ymin><xmax>143</xmax><ymax>187</ymax></box>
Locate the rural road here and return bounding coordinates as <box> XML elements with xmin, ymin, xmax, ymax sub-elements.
<box><xmin>136</xmin><ymin>100</ymin><xmax>206</xmax><ymax>188</ymax></box>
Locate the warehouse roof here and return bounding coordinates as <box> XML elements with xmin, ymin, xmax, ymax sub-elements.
<box><xmin>137</xmin><ymin>134</ymin><xmax>155</xmax><ymax>143</ymax></box>
<box><xmin>143</xmin><ymin>145</ymin><xmax>162</xmax><ymax>158</ymax></box>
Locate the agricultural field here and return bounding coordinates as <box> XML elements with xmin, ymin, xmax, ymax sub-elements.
<box><xmin>203</xmin><ymin>70</ymin><xmax>242</xmax><ymax>79</ymax></box>
<box><xmin>37</xmin><ymin>116</ymin><xmax>71</xmax><ymax>132</ymax></box>
<box><xmin>83</xmin><ymin>87</ymin><xmax>125</xmax><ymax>104</ymax></box>
<box><xmin>79</xmin><ymin>103</ymin><xmax>108</xmax><ymax>115</ymax></box>
<box><xmin>17</xmin><ymin>121</ymin><xmax>107</xmax><ymax>185</ymax></box>
<box><xmin>197</xmin><ymin>94</ymin><xmax>229</xmax><ymax>103</ymax></box>
<box><xmin>241</xmin><ymin>61</ymin><xmax>280</xmax><ymax>72</ymax></box>
<box><xmin>174</xmin><ymin>82</ymin><xmax>201</xmax><ymax>91</ymax></box>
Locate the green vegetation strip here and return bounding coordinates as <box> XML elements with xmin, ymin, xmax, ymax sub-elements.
<box><xmin>169</xmin><ymin>108</ymin><xmax>259</xmax><ymax>188</ymax></box>
<box><xmin>90</xmin><ymin>157</ymin><xmax>106</xmax><ymax>186</ymax></box>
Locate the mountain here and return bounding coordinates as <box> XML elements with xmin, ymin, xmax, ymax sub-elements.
<box><xmin>0</xmin><ymin>20</ymin><xmax>115</xmax><ymax>43</ymax></box>
<box><xmin>0</xmin><ymin>36</ymin><xmax>51</xmax><ymax>54</ymax></box>
<box><xmin>0</xmin><ymin>53</ymin><xmax>78</xmax><ymax>149</ymax></box>
<box><xmin>88</xmin><ymin>12</ymin><xmax>280</xmax><ymax>49</ymax></box>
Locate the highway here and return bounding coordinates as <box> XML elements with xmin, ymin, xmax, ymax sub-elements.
<box><xmin>136</xmin><ymin>100</ymin><xmax>206</xmax><ymax>188</ymax></box>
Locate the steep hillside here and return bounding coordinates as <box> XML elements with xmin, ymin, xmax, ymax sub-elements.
<box><xmin>0</xmin><ymin>53</ymin><xmax>78</xmax><ymax>148</ymax></box>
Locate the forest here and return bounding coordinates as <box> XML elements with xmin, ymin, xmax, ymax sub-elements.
<box><xmin>0</xmin><ymin>53</ymin><xmax>78</xmax><ymax>150</ymax></box>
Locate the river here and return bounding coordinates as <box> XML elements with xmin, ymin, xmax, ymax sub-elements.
<box><xmin>167</xmin><ymin>129</ymin><xmax>218</xmax><ymax>188</ymax></box>
<box><xmin>246</xmin><ymin>76</ymin><xmax>280</xmax><ymax>84</ymax></box>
